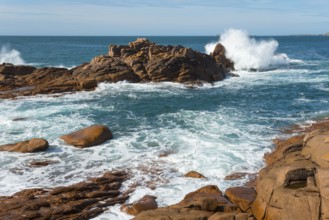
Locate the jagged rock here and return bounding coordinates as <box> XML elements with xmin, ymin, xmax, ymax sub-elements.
<box><xmin>210</xmin><ymin>43</ymin><xmax>234</xmax><ymax>71</ymax></box>
<box><xmin>184</xmin><ymin>171</ymin><xmax>206</xmax><ymax>178</ymax></box>
<box><xmin>0</xmin><ymin>138</ymin><xmax>49</xmax><ymax>153</ymax></box>
<box><xmin>0</xmin><ymin>39</ymin><xmax>232</xmax><ymax>99</ymax></box>
<box><xmin>0</xmin><ymin>171</ymin><xmax>128</xmax><ymax>220</ymax></box>
<box><xmin>208</xmin><ymin>212</ymin><xmax>236</xmax><ymax>220</ymax></box>
<box><xmin>122</xmin><ymin>195</ymin><xmax>158</xmax><ymax>216</ymax></box>
<box><xmin>60</xmin><ymin>124</ymin><xmax>113</xmax><ymax>148</ymax></box>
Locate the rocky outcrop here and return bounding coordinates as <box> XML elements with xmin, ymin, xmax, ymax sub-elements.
<box><xmin>0</xmin><ymin>38</ymin><xmax>232</xmax><ymax>99</ymax></box>
<box><xmin>252</xmin><ymin>121</ymin><xmax>329</xmax><ymax>220</ymax></box>
<box><xmin>0</xmin><ymin>138</ymin><xmax>49</xmax><ymax>153</ymax></box>
<box><xmin>60</xmin><ymin>124</ymin><xmax>113</xmax><ymax>148</ymax></box>
<box><xmin>0</xmin><ymin>171</ymin><xmax>128</xmax><ymax>220</ymax></box>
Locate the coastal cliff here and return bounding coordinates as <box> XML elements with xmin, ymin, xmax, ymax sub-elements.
<box><xmin>0</xmin><ymin>38</ymin><xmax>233</xmax><ymax>99</ymax></box>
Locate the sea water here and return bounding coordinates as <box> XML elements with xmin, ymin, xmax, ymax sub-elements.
<box><xmin>0</xmin><ymin>30</ymin><xmax>329</xmax><ymax>219</ymax></box>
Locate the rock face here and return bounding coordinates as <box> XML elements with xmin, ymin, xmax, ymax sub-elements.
<box><xmin>0</xmin><ymin>138</ymin><xmax>49</xmax><ymax>153</ymax></box>
<box><xmin>0</xmin><ymin>38</ymin><xmax>232</xmax><ymax>99</ymax></box>
<box><xmin>60</xmin><ymin>124</ymin><xmax>113</xmax><ymax>148</ymax></box>
<box><xmin>252</xmin><ymin>122</ymin><xmax>329</xmax><ymax>220</ymax></box>
<box><xmin>0</xmin><ymin>171</ymin><xmax>128</xmax><ymax>220</ymax></box>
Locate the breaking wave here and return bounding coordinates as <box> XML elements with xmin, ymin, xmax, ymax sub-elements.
<box><xmin>205</xmin><ymin>29</ymin><xmax>290</xmax><ymax>71</ymax></box>
<box><xmin>0</xmin><ymin>46</ymin><xmax>26</xmax><ymax>65</ymax></box>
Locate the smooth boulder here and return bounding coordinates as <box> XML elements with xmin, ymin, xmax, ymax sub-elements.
<box><xmin>60</xmin><ymin>124</ymin><xmax>113</xmax><ymax>148</ymax></box>
<box><xmin>0</xmin><ymin>138</ymin><xmax>49</xmax><ymax>153</ymax></box>
<box><xmin>122</xmin><ymin>195</ymin><xmax>158</xmax><ymax>216</ymax></box>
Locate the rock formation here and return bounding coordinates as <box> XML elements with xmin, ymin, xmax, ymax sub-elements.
<box><xmin>0</xmin><ymin>171</ymin><xmax>128</xmax><ymax>220</ymax></box>
<box><xmin>0</xmin><ymin>38</ymin><xmax>232</xmax><ymax>99</ymax></box>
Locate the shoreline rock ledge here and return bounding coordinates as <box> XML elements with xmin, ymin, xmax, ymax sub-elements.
<box><xmin>0</xmin><ymin>38</ymin><xmax>233</xmax><ymax>99</ymax></box>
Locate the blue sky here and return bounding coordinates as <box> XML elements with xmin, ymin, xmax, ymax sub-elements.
<box><xmin>0</xmin><ymin>0</ymin><xmax>328</xmax><ymax>35</ymax></box>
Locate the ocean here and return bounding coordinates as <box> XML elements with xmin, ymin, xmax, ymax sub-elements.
<box><xmin>0</xmin><ymin>30</ymin><xmax>329</xmax><ymax>219</ymax></box>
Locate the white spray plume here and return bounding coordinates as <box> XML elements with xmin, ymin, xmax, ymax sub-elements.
<box><xmin>0</xmin><ymin>46</ymin><xmax>26</xmax><ymax>65</ymax></box>
<box><xmin>205</xmin><ymin>29</ymin><xmax>289</xmax><ymax>70</ymax></box>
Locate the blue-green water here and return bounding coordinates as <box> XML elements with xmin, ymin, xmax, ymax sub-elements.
<box><xmin>0</xmin><ymin>32</ymin><xmax>329</xmax><ymax>219</ymax></box>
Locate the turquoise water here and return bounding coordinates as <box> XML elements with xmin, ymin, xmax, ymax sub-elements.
<box><xmin>0</xmin><ymin>33</ymin><xmax>329</xmax><ymax>219</ymax></box>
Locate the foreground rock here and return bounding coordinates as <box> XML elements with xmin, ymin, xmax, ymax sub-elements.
<box><xmin>0</xmin><ymin>138</ymin><xmax>49</xmax><ymax>153</ymax></box>
<box><xmin>252</xmin><ymin>121</ymin><xmax>329</xmax><ymax>220</ymax></box>
<box><xmin>0</xmin><ymin>171</ymin><xmax>128</xmax><ymax>220</ymax></box>
<box><xmin>0</xmin><ymin>39</ymin><xmax>232</xmax><ymax>99</ymax></box>
<box><xmin>122</xmin><ymin>195</ymin><xmax>158</xmax><ymax>216</ymax></box>
<box><xmin>60</xmin><ymin>124</ymin><xmax>113</xmax><ymax>148</ymax></box>
<box><xmin>134</xmin><ymin>185</ymin><xmax>254</xmax><ymax>220</ymax></box>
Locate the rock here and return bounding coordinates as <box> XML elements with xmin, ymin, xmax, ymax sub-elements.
<box><xmin>172</xmin><ymin>185</ymin><xmax>237</xmax><ymax>212</ymax></box>
<box><xmin>0</xmin><ymin>39</ymin><xmax>233</xmax><ymax>99</ymax></box>
<box><xmin>225</xmin><ymin>187</ymin><xmax>256</xmax><ymax>212</ymax></box>
<box><xmin>122</xmin><ymin>195</ymin><xmax>158</xmax><ymax>216</ymax></box>
<box><xmin>184</xmin><ymin>171</ymin><xmax>206</xmax><ymax>179</ymax></box>
<box><xmin>0</xmin><ymin>171</ymin><xmax>128</xmax><ymax>220</ymax></box>
<box><xmin>29</xmin><ymin>160</ymin><xmax>59</xmax><ymax>167</ymax></box>
<box><xmin>302</xmin><ymin>130</ymin><xmax>329</xmax><ymax>168</ymax></box>
<box><xmin>133</xmin><ymin>207</ymin><xmax>213</xmax><ymax>220</ymax></box>
<box><xmin>0</xmin><ymin>138</ymin><xmax>49</xmax><ymax>153</ymax></box>
<box><xmin>224</xmin><ymin>172</ymin><xmax>250</xmax><ymax>180</ymax></box>
<box><xmin>0</xmin><ymin>63</ymin><xmax>36</xmax><ymax>75</ymax></box>
<box><xmin>134</xmin><ymin>185</ymin><xmax>238</xmax><ymax>220</ymax></box>
<box><xmin>208</xmin><ymin>212</ymin><xmax>236</xmax><ymax>220</ymax></box>
<box><xmin>265</xmin><ymin>134</ymin><xmax>304</xmax><ymax>166</ymax></box>
<box><xmin>210</xmin><ymin>43</ymin><xmax>234</xmax><ymax>71</ymax></box>
<box><xmin>60</xmin><ymin>124</ymin><xmax>113</xmax><ymax>148</ymax></box>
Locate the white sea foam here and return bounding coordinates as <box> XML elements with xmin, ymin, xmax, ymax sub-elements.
<box><xmin>0</xmin><ymin>45</ymin><xmax>26</xmax><ymax>65</ymax></box>
<box><xmin>205</xmin><ymin>29</ymin><xmax>290</xmax><ymax>70</ymax></box>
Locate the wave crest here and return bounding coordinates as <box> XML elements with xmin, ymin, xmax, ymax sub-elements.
<box><xmin>205</xmin><ymin>29</ymin><xmax>290</xmax><ymax>71</ymax></box>
<box><xmin>0</xmin><ymin>46</ymin><xmax>26</xmax><ymax>65</ymax></box>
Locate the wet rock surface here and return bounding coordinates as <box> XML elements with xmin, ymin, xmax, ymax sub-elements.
<box><xmin>0</xmin><ymin>38</ymin><xmax>232</xmax><ymax>99</ymax></box>
<box><xmin>0</xmin><ymin>171</ymin><xmax>128</xmax><ymax>220</ymax></box>
<box><xmin>60</xmin><ymin>124</ymin><xmax>113</xmax><ymax>148</ymax></box>
<box><xmin>0</xmin><ymin>138</ymin><xmax>49</xmax><ymax>153</ymax></box>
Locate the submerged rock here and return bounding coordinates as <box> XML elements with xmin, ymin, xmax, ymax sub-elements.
<box><xmin>60</xmin><ymin>124</ymin><xmax>113</xmax><ymax>148</ymax></box>
<box><xmin>0</xmin><ymin>38</ymin><xmax>233</xmax><ymax>99</ymax></box>
<box><xmin>0</xmin><ymin>138</ymin><xmax>49</xmax><ymax>153</ymax></box>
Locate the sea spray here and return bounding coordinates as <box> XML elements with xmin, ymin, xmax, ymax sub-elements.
<box><xmin>0</xmin><ymin>46</ymin><xmax>26</xmax><ymax>65</ymax></box>
<box><xmin>205</xmin><ymin>29</ymin><xmax>289</xmax><ymax>70</ymax></box>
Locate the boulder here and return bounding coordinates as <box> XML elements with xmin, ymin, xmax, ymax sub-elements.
<box><xmin>184</xmin><ymin>171</ymin><xmax>206</xmax><ymax>179</ymax></box>
<box><xmin>0</xmin><ymin>138</ymin><xmax>49</xmax><ymax>153</ymax></box>
<box><xmin>225</xmin><ymin>187</ymin><xmax>256</xmax><ymax>212</ymax></box>
<box><xmin>122</xmin><ymin>195</ymin><xmax>158</xmax><ymax>216</ymax></box>
<box><xmin>60</xmin><ymin>124</ymin><xmax>113</xmax><ymax>148</ymax></box>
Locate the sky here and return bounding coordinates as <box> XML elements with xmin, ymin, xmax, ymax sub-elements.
<box><xmin>0</xmin><ymin>0</ymin><xmax>328</xmax><ymax>36</ymax></box>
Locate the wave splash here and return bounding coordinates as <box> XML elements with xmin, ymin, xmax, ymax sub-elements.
<box><xmin>205</xmin><ymin>29</ymin><xmax>290</xmax><ymax>71</ymax></box>
<box><xmin>0</xmin><ymin>46</ymin><xmax>26</xmax><ymax>65</ymax></box>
